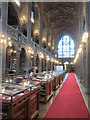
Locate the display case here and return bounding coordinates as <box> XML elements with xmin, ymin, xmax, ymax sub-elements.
<box><xmin>0</xmin><ymin>80</ymin><xmax>40</xmax><ymax>120</ymax></box>
<box><xmin>28</xmin><ymin>86</ymin><xmax>40</xmax><ymax>119</ymax></box>
<box><xmin>49</xmin><ymin>71</ymin><xmax>65</xmax><ymax>90</ymax></box>
<box><xmin>0</xmin><ymin>83</ymin><xmax>30</xmax><ymax>119</ymax></box>
<box><xmin>53</xmin><ymin>75</ymin><xmax>60</xmax><ymax>90</ymax></box>
<box><xmin>32</xmin><ymin>75</ymin><xmax>54</xmax><ymax>103</ymax></box>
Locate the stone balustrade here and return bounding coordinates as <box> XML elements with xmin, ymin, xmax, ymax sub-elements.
<box><xmin>7</xmin><ymin>24</ymin><xmax>54</xmax><ymax>59</ymax></box>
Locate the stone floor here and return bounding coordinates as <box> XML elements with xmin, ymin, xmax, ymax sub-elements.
<box><xmin>76</xmin><ymin>77</ymin><xmax>90</xmax><ymax>114</ymax></box>
<box><xmin>38</xmin><ymin>73</ymin><xmax>90</xmax><ymax>119</ymax></box>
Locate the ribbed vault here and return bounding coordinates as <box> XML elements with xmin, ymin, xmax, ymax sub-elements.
<box><xmin>42</xmin><ymin>2</ymin><xmax>78</xmax><ymax>41</ymax></box>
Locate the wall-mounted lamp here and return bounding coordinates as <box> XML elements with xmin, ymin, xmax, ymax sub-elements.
<box><xmin>14</xmin><ymin>0</ymin><xmax>20</xmax><ymax>7</ymax></box>
<box><xmin>52</xmin><ymin>46</ymin><xmax>54</xmax><ymax>50</ymax></box>
<box><xmin>42</xmin><ymin>37</ymin><xmax>46</xmax><ymax>43</ymax></box>
<box><xmin>28</xmin><ymin>47</ymin><xmax>34</xmax><ymax>55</ymax></box>
<box><xmin>60</xmin><ymin>62</ymin><xmax>62</xmax><ymax>65</ymax></box>
<box><xmin>54</xmin><ymin>59</ymin><xmax>57</xmax><ymax>63</ymax></box>
<box><xmin>51</xmin><ymin>58</ymin><xmax>54</xmax><ymax>62</ymax></box>
<box><xmin>64</xmin><ymin>61</ymin><xmax>69</xmax><ymax>65</ymax></box>
<box><xmin>21</xmin><ymin>16</ymin><xmax>26</xmax><ymax>25</ymax></box>
<box><xmin>8</xmin><ymin>41</ymin><xmax>12</xmax><ymax>47</ymax></box>
<box><xmin>77</xmin><ymin>47</ymin><xmax>82</xmax><ymax>55</ymax></box>
<box><xmin>82</xmin><ymin>32</ymin><xmax>88</xmax><ymax>43</ymax></box>
<box><xmin>70</xmin><ymin>62</ymin><xmax>73</xmax><ymax>65</ymax></box>
<box><xmin>74</xmin><ymin>32</ymin><xmax>88</xmax><ymax>64</ymax></box>
<box><xmin>28</xmin><ymin>49</ymin><xmax>31</xmax><ymax>53</ymax></box>
<box><xmin>31</xmin><ymin>18</ymin><xmax>34</xmax><ymax>23</ymax></box>
<box><xmin>39</xmin><ymin>52</ymin><xmax>44</xmax><ymax>58</ymax></box>
<box><xmin>48</xmin><ymin>43</ymin><xmax>51</xmax><ymax>47</ymax></box>
<box><xmin>1</xmin><ymin>38</ymin><xmax>3</xmax><ymax>44</ymax></box>
<box><xmin>57</xmin><ymin>61</ymin><xmax>59</xmax><ymax>64</ymax></box>
<box><xmin>0</xmin><ymin>35</ymin><xmax>7</xmax><ymax>45</ymax></box>
<box><xmin>8</xmin><ymin>37</ymin><xmax>10</xmax><ymax>40</ymax></box>
<box><xmin>2</xmin><ymin>35</ymin><xmax>4</xmax><ymax>38</ymax></box>
<box><xmin>41</xmin><ymin>54</ymin><xmax>44</xmax><ymax>58</ymax></box>
<box><xmin>10</xmin><ymin>49</ymin><xmax>13</xmax><ymax>53</ymax></box>
<box><xmin>31</xmin><ymin>55</ymin><xmax>33</xmax><ymax>58</ymax></box>
<box><xmin>34</xmin><ymin>29</ymin><xmax>39</xmax><ymax>36</ymax></box>
<box><xmin>14</xmin><ymin>50</ymin><xmax>16</xmax><ymax>54</ymax></box>
<box><xmin>46</xmin><ymin>56</ymin><xmax>50</xmax><ymax>61</ymax></box>
<box><xmin>31</xmin><ymin>50</ymin><xmax>34</xmax><ymax>54</ymax></box>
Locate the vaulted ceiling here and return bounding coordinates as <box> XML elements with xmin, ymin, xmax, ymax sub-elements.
<box><xmin>42</xmin><ymin>2</ymin><xmax>78</xmax><ymax>41</ymax></box>
<box><xmin>8</xmin><ymin>2</ymin><xmax>79</xmax><ymax>43</ymax></box>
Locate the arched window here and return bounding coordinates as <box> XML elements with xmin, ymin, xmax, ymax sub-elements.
<box><xmin>58</xmin><ymin>35</ymin><xmax>75</xmax><ymax>58</ymax></box>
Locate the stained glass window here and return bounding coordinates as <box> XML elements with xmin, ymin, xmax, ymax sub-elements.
<box><xmin>58</xmin><ymin>36</ymin><xmax>75</xmax><ymax>58</ymax></box>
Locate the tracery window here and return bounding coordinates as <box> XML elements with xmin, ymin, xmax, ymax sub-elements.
<box><xmin>58</xmin><ymin>35</ymin><xmax>75</xmax><ymax>58</ymax></box>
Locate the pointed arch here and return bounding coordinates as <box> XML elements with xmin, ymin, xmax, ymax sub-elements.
<box><xmin>58</xmin><ymin>35</ymin><xmax>75</xmax><ymax>58</ymax></box>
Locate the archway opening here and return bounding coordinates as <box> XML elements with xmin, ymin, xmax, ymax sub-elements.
<box><xmin>6</xmin><ymin>44</ymin><xmax>17</xmax><ymax>75</ymax></box>
<box><xmin>19</xmin><ymin>48</ymin><xmax>26</xmax><ymax>74</ymax></box>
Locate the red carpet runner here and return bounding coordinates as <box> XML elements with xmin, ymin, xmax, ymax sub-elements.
<box><xmin>44</xmin><ymin>73</ymin><xmax>89</xmax><ymax>119</ymax></box>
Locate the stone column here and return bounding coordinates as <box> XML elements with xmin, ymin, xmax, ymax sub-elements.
<box><xmin>75</xmin><ymin>13</ymin><xmax>79</xmax><ymax>78</ymax></box>
<box><xmin>38</xmin><ymin>11</ymin><xmax>43</xmax><ymax>73</ymax></box>
<box><xmin>39</xmin><ymin>11</ymin><xmax>42</xmax><ymax>50</ymax></box>
<box><xmin>46</xmin><ymin>59</ymin><xmax>48</xmax><ymax>71</ymax></box>
<box><xmin>50</xmin><ymin>29</ymin><xmax>53</xmax><ymax>70</ymax></box>
<box><xmin>27</xmin><ymin>2</ymin><xmax>32</xmax><ymax>72</ymax></box>
<box><xmin>46</xmin><ymin>20</ymin><xmax>49</xmax><ymax>71</ymax></box>
<box><xmin>51</xmin><ymin>61</ymin><xmax>53</xmax><ymax>71</ymax></box>
<box><xmin>0</xmin><ymin>2</ymin><xmax>8</xmax><ymax>80</ymax></box>
<box><xmin>39</xmin><ymin>56</ymin><xmax>42</xmax><ymax>73</ymax></box>
<box><xmin>78</xmin><ymin>3</ymin><xmax>83</xmax><ymax>81</ymax></box>
<box><xmin>43</xmin><ymin>58</ymin><xmax>46</xmax><ymax>71</ymax></box>
<box><xmin>82</xmin><ymin>43</ymin><xmax>86</xmax><ymax>87</ymax></box>
<box><xmin>75</xmin><ymin>20</ymin><xmax>79</xmax><ymax>77</ymax></box>
<box><xmin>85</xmin><ymin>2</ymin><xmax>90</xmax><ymax>94</ymax></box>
<box><xmin>27</xmin><ymin>2</ymin><xmax>32</xmax><ymax>44</ymax></box>
<box><xmin>25</xmin><ymin>50</ymin><xmax>31</xmax><ymax>74</ymax></box>
<box><xmin>80</xmin><ymin>3</ymin><xmax>84</xmax><ymax>83</ymax></box>
<box><xmin>34</xmin><ymin>53</ymin><xmax>36</xmax><ymax>68</ymax></box>
<box><xmin>16</xmin><ymin>46</ymin><xmax>21</xmax><ymax>75</ymax></box>
<box><xmin>46</xmin><ymin>20</ymin><xmax>49</xmax><ymax>52</ymax></box>
<box><xmin>54</xmin><ymin>38</ymin><xmax>56</xmax><ymax>56</ymax></box>
<box><xmin>50</xmin><ymin>30</ymin><xmax>52</xmax><ymax>53</ymax></box>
